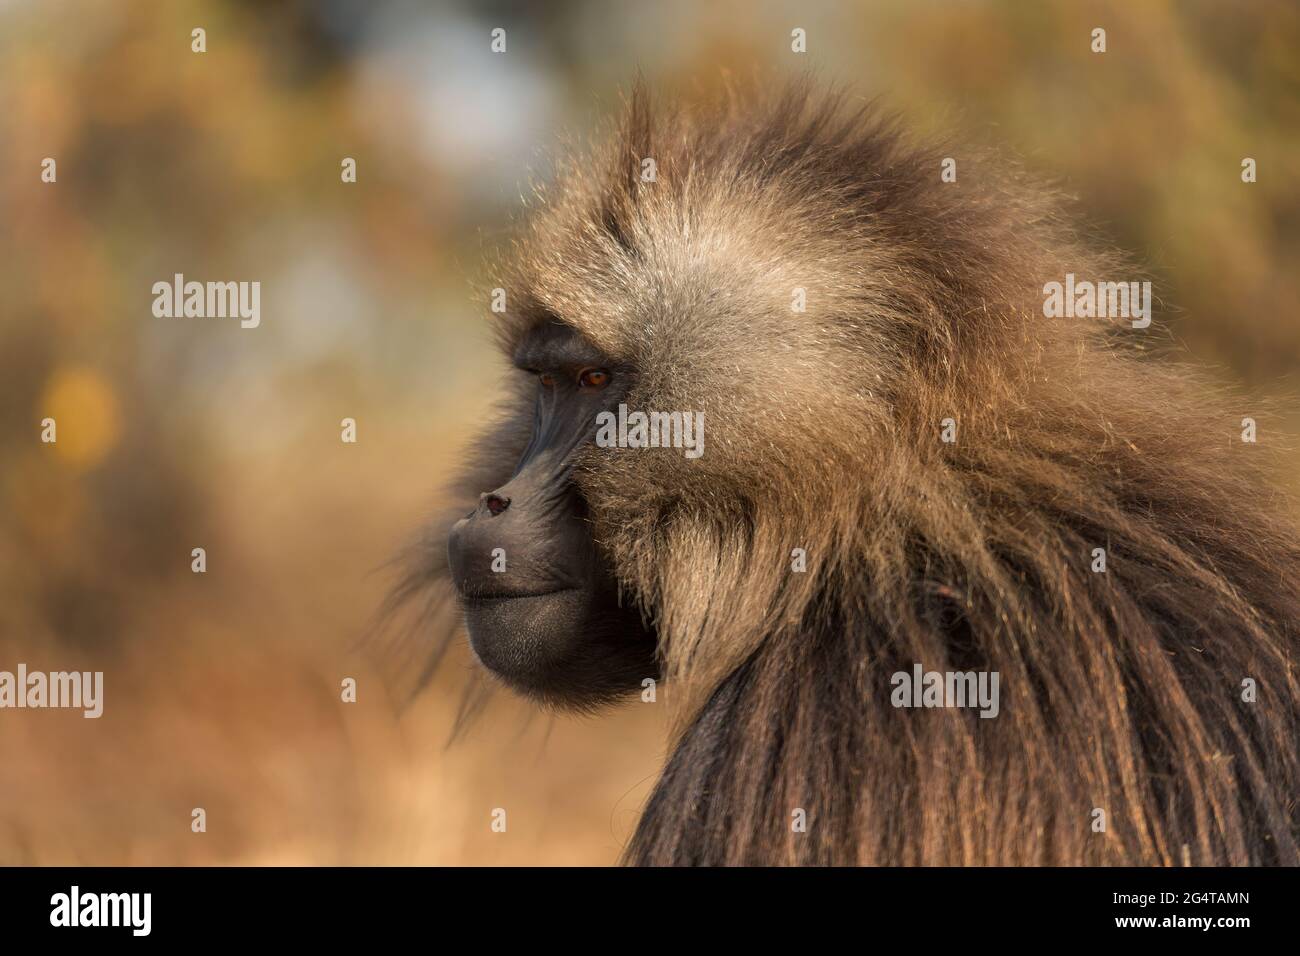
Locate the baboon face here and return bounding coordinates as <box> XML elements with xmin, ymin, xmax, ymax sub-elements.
<box><xmin>444</xmin><ymin>89</ymin><xmax>931</xmax><ymax>708</ymax></box>
<box><xmin>446</xmin><ymin>322</ymin><xmax>658</xmax><ymax>707</ymax></box>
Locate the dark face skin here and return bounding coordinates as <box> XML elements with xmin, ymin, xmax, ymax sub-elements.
<box><xmin>446</xmin><ymin>323</ymin><xmax>659</xmax><ymax>707</ymax></box>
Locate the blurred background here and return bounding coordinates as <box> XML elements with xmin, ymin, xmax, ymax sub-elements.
<box><xmin>0</xmin><ymin>0</ymin><xmax>1296</xmax><ymax>865</ymax></box>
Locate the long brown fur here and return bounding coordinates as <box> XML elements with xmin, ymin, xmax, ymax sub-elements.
<box><xmin>403</xmin><ymin>79</ymin><xmax>1300</xmax><ymax>865</ymax></box>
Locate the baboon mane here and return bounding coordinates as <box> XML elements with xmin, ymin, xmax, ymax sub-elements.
<box><xmin>415</xmin><ymin>80</ymin><xmax>1300</xmax><ymax>865</ymax></box>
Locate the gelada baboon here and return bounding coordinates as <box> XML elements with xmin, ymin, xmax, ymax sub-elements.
<box><xmin>399</xmin><ymin>80</ymin><xmax>1300</xmax><ymax>865</ymax></box>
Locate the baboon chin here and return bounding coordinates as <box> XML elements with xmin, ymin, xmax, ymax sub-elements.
<box><xmin>415</xmin><ymin>79</ymin><xmax>1300</xmax><ymax>865</ymax></box>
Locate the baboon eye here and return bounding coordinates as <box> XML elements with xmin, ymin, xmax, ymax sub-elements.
<box><xmin>537</xmin><ymin>372</ymin><xmax>556</xmax><ymax>387</ymax></box>
<box><xmin>578</xmin><ymin>368</ymin><xmax>610</xmax><ymax>390</ymax></box>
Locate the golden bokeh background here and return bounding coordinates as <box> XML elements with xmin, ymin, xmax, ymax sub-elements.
<box><xmin>1</xmin><ymin>0</ymin><xmax>1297</xmax><ymax>864</ymax></box>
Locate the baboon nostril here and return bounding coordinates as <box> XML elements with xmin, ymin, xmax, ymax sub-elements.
<box><xmin>484</xmin><ymin>493</ymin><xmax>510</xmax><ymax>517</ymax></box>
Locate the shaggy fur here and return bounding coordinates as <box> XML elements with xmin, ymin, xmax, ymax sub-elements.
<box><xmin>395</xmin><ymin>80</ymin><xmax>1300</xmax><ymax>865</ymax></box>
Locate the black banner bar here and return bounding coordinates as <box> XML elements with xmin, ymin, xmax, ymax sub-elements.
<box><xmin>0</xmin><ymin>866</ymin><xmax>1285</xmax><ymax>943</ymax></box>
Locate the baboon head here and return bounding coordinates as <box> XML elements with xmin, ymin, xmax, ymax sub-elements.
<box><xmin>422</xmin><ymin>80</ymin><xmax>1300</xmax><ymax>866</ymax></box>
<box><xmin>442</xmin><ymin>80</ymin><xmax>1078</xmax><ymax>712</ymax></box>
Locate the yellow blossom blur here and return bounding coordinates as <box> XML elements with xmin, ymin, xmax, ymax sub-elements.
<box><xmin>40</xmin><ymin>367</ymin><xmax>121</xmax><ymax>470</ymax></box>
